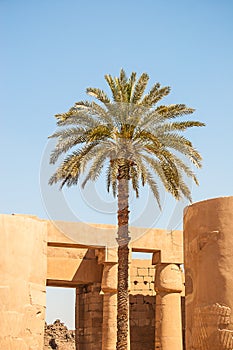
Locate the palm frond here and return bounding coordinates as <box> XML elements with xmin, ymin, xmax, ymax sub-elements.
<box><xmin>75</xmin><ymin>100</ymin><xmax>114</xmax><ymax>125</ymax></box>
<box><xmin>106</xmin><ymin>163</ymin><xmax>112</xmax><ymax>193</ymax></box>
<box><xmin>127</xmin><ymin>104</ymin><xmax>147</xmax><ymax>127</ymax></box>
<box><xmin>109</xmin><ymin>69</ymin><xmax>129</xmax><ymax>103</ymax></box>
<box><xmin>156</xmin><ymin>133</ymin><xmax>202</xmax><ymax>167</ymax></box>
<box><xmin>155</xmin><ymin>121</ymin><xmax>206</xmax><ymax>134</ymax></box>
<box><xmin>74</xmin><ymin>100</ymin><xmax>92</xmax><ymax>109</ymax></box>
<box><xmin>127</xmin><ymin>72</ymin><xmax>137</xmax><ymax>102</ymax></box>
<box><xmin>86</xmin><ymin>87</ymin><xmax>111</xmax><ymax>104</ymax></box>
<box><xmin>129</xmin><ymin>166</ymin><xmax>139</xmax><ymax>197</ymax></box>
<box><xmin>55</xmin><ymin>106</ymin><xmax>95</xmax><ymax>123</ymax></box>
<box><xmin>104</xmin><ymin>74</ymin><xmax>122</xmax><ymax>102</ymax></box>
<box><xmin>86</xmin><ymin>125</ymin><xmax>112</xmax><ymax>142</ymax></box>
<box><xmin>118</xmin><ymin>69</ymin><xmax>129</xmax><ymax>102</ymax></box>
<box><xmin>131</xmin><ymin>73</ymin><xmax>149</xmax><ymax>104</ymax></box>
<box><xmin>161</xmin><ymin>161</ymin><xmax>180</xmax><ymax>199</ymax></box>
<box><xmin>133</xmin><ymin>130</ymin><xmax>162</xmax><ymax>148</ymax></box>
<box><xmin>108</xmin><ymin>159</ymin><xmax>119</xmax><ymax>197</ymax></box>
<box><xmin>82</xmin><ymin>146</ymin><xmax>110</xmax><ymax>187</ymax></box>
<box><xmin>178</xmin><ymin>176</ymin><xmax>192</xmax><ymax>202</ymax></box>
<box><xmin>141</xmin><ymin>85</ymin><xmax>171</xmax><ymax>107</ymax></box>
<box><xmin>119</xmin><ymin>69</ymin><xmax>127</xmax><ymax>84</ymax></box>
<box><xmin>142</xmin><ymin>155</ymin><xmax>171</xmax><ymax>192</ymax></box>
<box><xmin>167</xmin><ymin>153</ymin><xmax>199</xmax><ymax>185</ymax></box>
<box><xmin>49</xmin><ymin>127</ymin><xmax>88</xmax><ymax>164</ymax></box>
<box><xmin>142</xmin><ymin>147</ymin><xmax>187</xmax><ymax>200</ymax></box>
<box><xmin>49</xmin><ymin>152</ymin><xmax>81</xmax><ymax>187</ymax></box>
<box><xmin>50</xmin><ymin>135</ymin><xmax>86</xmax><ymax>164</ymax></box>
<box><xmin>136</xmin><ymin>104</ymin><xmax>195</xmax><ymax>132</ymax></box>
<box><xmin>136</xmin><ymin>109</ymin><xmax>162</xmax><ymax>130</ymax></box>
<box><xmin>48</xmin><ymin>127</ymin><xmax>86</xmax><ymax>140</ymax></box>
<box><xmin>56</xmin><ymin>111</ymin><xmax>99</xmax><ymax>128</ymax></box>
<box><xmin>49</xmin><ymin>142</ymin><xmax>99</xmax><ymax>187</ymax></box>
<box><xmin>91</xmin><ymin>102</ymin><xmax>113</xmax><ymax>125</ymax></box>
<box><xmin>155</xmin><ymin>104</ymin><xmax>195</xmax><ymax>120</ymax></box>
<box><xmin>144</xmin><ymin>168</ymin><xmax>161</xmax><ymax>209</ymax></box>
<box><xmin>157</xmin><ymin>133</ymin><xmax>193</xmax><ymax>147</ymax></box>
<box><xmin>127</xmin><ymin>142</ymin><xmax>148</xmax><ymax>186</ymax></box>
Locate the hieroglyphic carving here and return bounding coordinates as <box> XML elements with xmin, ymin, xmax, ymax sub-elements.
<box><xmin>192</xmin><ymin>303</ymin><xmax>233</xmax><ymax>349</ymax></box>
<box><xmin>189</xmin><ymin>230</ymin><xmax>220</xmax><ymax>254</ymax></box>
<box><xmin>219</xmin><ymin>329</ymin><xmax>233</xmax><ymax>349</ymax></box>
<box><xmin>198</xmin><ymin>230</ymin><xmax>220</xmax><ymax>250</ymax></box>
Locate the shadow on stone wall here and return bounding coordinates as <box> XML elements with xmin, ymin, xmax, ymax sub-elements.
<box><xmin>130</xmin><ymin>294</ymin><xmax>155</xmax><ymax>350</ymax></box>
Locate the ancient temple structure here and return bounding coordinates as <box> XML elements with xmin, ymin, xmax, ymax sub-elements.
<box><xmin>1</xmin><ymin>196</ymin><xmax>233</xmax><ymax>349</ymax></box>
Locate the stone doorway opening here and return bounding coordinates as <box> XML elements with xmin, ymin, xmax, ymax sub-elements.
<box><xmin>44</xmin><ymin>287</ymin><xmax>76</xmax><ymax>350</ymax></box>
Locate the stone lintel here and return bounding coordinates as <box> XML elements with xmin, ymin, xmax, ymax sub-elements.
<box><xmin>95</xmin><ymin>248</ymin><xmax>118</xmax><ymax>264</ymax></box>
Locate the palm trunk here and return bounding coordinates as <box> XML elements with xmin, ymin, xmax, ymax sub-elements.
<box><xmin>116</xmin><ymin>167</ymin><xmax>130</xmax><ymax>350</ymax></box>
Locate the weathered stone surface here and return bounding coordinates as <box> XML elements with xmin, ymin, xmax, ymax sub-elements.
<box><xmin>0</xmin><ymin>214</ymin><xmax>47</xmax><ymax>350</ymax></box>
<box><xmin>44</xmin><ymin>319</ymin><xmax>75</xmax><ymax>350</ymax></box>
<box><xmin>47</xmin><ymin>247</ymin><xmax>103</xmax><ymax>287</ymax></box>
<box><xmin>130</xmin><ymin>260</ymin><xmax>155</xmax><ymax>296</ymax></box>
<box><xmin>101</xmin><ymin>263</ymin><xmax>118</xmax><ymax>293</ymax></box>
<box><xmin>47</xmin><ymin>220</ymin><xmax>183</xmax><ymax>263</ymax></box>
<box><xmin>155</xmin><ymin>263</ymin><xmax>183</xmax><ymax>293</ymax></box>
<box><xmin>76</xmin><ymin>283</ymin><xmax>103</xmax><ymax>350</ymax></box>
<box><xmin>184</xmin><ymin>196</ymin><xmax>233</xmax><ymax>350</ymax></box>
<box><xmin>130</xmin><ymin>294</ymin><xmax>155</xmax><ymax>350</ymax></box>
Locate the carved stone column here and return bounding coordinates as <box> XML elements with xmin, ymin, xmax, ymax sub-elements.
<box><xmin>184</xmin><ymin>196</ymin><xmax>233</xmax><ymax>350</ymax></box>
<box><xmin>101</xmin><ymin>262</ymin><xmax>118</xmax><ymax>350</ymax></box>
<box><xmin>155</xmin><ymin>263</ymin><xmax>183</xmax><ymax>350</ymax></box>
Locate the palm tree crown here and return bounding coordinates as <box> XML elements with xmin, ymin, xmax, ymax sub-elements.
<box><xmin>49</xmin><ymin>69</ymin><xmax>204</xmax><ymax>206</ymax></box>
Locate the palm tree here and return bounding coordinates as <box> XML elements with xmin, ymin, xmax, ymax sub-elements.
<box><xmin>48</xmin><ymin>69</ymin><xmax>204</xmax><ymax>350</ymax></box>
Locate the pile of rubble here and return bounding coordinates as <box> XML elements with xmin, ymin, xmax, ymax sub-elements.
<box><xmin>44</xmin><ymin>319</ymin><xmax>75</xmax><ymax>350</ymax></box>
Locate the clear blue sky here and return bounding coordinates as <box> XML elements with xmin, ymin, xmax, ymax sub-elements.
<box><xmin>1</xmin><ymin>0</ymin><xmax>233</xmax><ymax>329</ymax></box>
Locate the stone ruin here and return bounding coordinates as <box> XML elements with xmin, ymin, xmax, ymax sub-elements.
<box><xmin>44</xmin><ymin>319</ymin><xmax>75</xmax><ymax>350</ymax></box>
<box><xmin>1</xmin><ymin>196</ymin><xmax>233</xmax><ymax>349</ymax></box>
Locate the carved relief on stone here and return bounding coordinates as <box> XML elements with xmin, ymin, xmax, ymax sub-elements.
<box><xmin>198</xmin><ymin>230</ymin><xmax>220</xmax><ymax>250</ymax></box>
<box><xmin>188</xmin><ymin>230</ymin><xmax>220</xmax><ymax>254</ymax></box>
<box><xmin>192</xmin><ymin>303</ymin><xmax>233</xmax><ymax>349</ymax></box>
<box><xmin>184</xmin><ymin>272</ymin><xmax>193</xmax><ymax>296</ymax></box>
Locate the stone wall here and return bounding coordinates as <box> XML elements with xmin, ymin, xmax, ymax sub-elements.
<box><xmin>0</xmin><ymin>214</ymin><xmax>47</xmax><ymax>350</ymax></box>
<box><xmin>130</xmin><ymin>294</ymin><xmax>155</xmax><ymax>350</ymax></box>
<box><xmin>130</xmin><ymin>260</ymin><xmax>156</xmax><ymax>349</ymax></box>
<box><xmin>130</xmin><ymin>259</ymin><xmax>156</xmax><ymax>296</ymax></box>
<box><xmin>76</xmin><ymin>283</ymin><xmax>103</xmax><ymax>350</ymax></box>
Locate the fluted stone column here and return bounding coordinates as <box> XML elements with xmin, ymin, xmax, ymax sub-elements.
<box><xmin>184</xmin><ymin>196</ymin><xmax>233</xmax><ymax>350</ymax></box>
<box><xmin>101</xmin><ymin>263</ymin><xmax>118</xmax><ymax>350</ymax></box>
<box><xmin>155</xmin><ymin>263</ymin><xmax>183</xmax><ymax>350</ymax></box>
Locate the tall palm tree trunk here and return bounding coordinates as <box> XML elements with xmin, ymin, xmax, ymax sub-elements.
<box><xmin>116</xmin><ymin>165</ymin><xmax>130</xmax><ymax>350</ymax></box>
